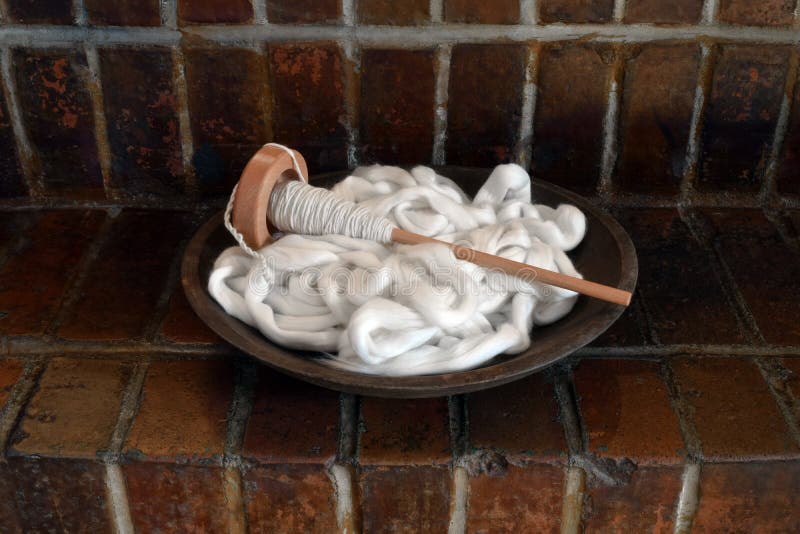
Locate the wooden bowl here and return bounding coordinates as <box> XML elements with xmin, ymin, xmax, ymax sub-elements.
<box><xmin>182</xmin><ymin>167</ymin><xmax>637</xmax><ymax>398</ymax></box>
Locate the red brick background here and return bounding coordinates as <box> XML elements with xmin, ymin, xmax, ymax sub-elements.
<box><xmin>1</xmin><ymin>1</ymin><xmax>800</xmax><ymax>532</ymax></box>
<box><xmin>0</xmin><ymin>1</ymin><xmax>796</xmax><ymax>207</ymax></box>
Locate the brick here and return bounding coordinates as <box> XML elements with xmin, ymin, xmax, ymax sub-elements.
<box><xmin>0</xmin><ymin>358</ymin><xmax>23</xmax><ymax>409</ymax></box>
<box><xmin>125</xmin><ymin>359</ymin><xmax>234</xmax><ymax>461</ymax></box>
<box><xmin>589</xmin><ymin>295</ymin><xmax>648</xmax><ymax>347</ymax></box>
<box><xmin>533</xmin><ymin>44</ymin><xmax>611</xmax><ymax>195</ymax></box>
<box><xmin>100</xmin><ymin>48</ymin><xmax>184</xmax><ymax>197</ymax></box>
<box><xmin>0</xmin><ymin>210</ymin><xmax>104</xmax><ymax>336</ymax></box>
<box><xmin>444</xmin><ymin>0</ymin><xmax>519</xmax><ymax>24</ymax></box>
<box><xmin>85</xmin><ymin>0</ymin><xmax>161</xmax><ymax>26</ymax></box>
<box><xmin>574</xmin><ymin>359</ymin><xmax>685</xmax><ymax>463</ymax></box>
<box><xmin>448</xmin><ymin>44</ymin><xmax>527</xmax><ymax>167</ymax></box>
<box><xmin>539</xmin><ymin>0</ymin><xmax>614</xmax><ymax>23</ymax></box>
<box><xmin>359</xmin><ymin>397</ymin><xmax>450</xmax><ymax>465</ymax></box>
<box><xmin>616</xmin><ymin>45</ymin><xmax>700</xmax><ymax>196</ymax></box>
<box><xmin>57</xmin><ymin>210</ymin><xmax>188</xmax><ymax>341</ymax></box>
<box><xmin>9</xmin><ymin>358</ymin><xmax>129</xmax><ymax>459</ymax></box>
<box><xmin>0</xmin><ymin>464</ymin><xmax>22</xmax><ymax>533</ymax></box>
<box><xmin>360</xmin><ymin>49</ymin><xmax>435</xmax><ymax>165</ymax></box>
<box><xmin>243</xmin><ymin>369</ymin><xmax>338</xmax><ymax>464</ymax></box>
<box><xmin>777</xmin><ymin>76</ymin><xmax>800</xmax><ymax>196</ymax></box>
<box><xmin>184</xmin><ymin>47</ymin><xmax>271</xmax><ymax>197</ymax></box>
<box><xmin>0</xmin><ymin>88</ymin><xmax>26</xmax><ymax>198</ymax></box>
<box><xmin>5</xmin><ymin>0</ymin><xmax>73</xmax><ymax>24</ymax></box>
<box><xmin>160</xmin><ymin>285</ymin><xmax>220</xmax><ymax>343</ymax></box>
<box><xmin>361</xmin><ymin>466</ymin><xmax>450</xmax><ymax>533</ymax></box>
<box><xmin>244</xmin><ymin>464</ymin><xmax>338</xmax><ymax>532</ymax></box>
<box><xmin>124</xmin><ymin>462</ymin><xmax>228</xmax><ymax>532</ymax></box>
<box><xmin>268</xmin><ymin>44</ymin><xmax>347</xmax><ymax>174</ymax></box>
<box><xmin>693</xmin><ymin>462</ymin><xmax>800</xmax><ymax>532</ymax></box>
<box><xmin>467</xmin><ymin>464</ymin><xmax>563</xmax><ymax>533</ymax></box>
<box><xmin>703</xmin><ymin>209</ymin><xmax>800</xmax><ymax>345</ymax></box>
<box><xmin>625</xmin><ymin>0</ymin><xmax>702</xmax><ymax>23</ymax></box>
<box><xmin>178</xmin><ymin>0</ymin><xmax>252</xmax><ymax>23</ymax></box>
<box><xmin>9</xmin><ymin>458</ymin><xmax>111</xmax><ymax>532</ymax></box>
<box><xmin>718</xmin><ymin>0</ymin><xmax>795</xmax><ymax>26</ymax></box>
<box><xmin>13</xmin><ymin>49</ymin><xmax>103</xmax><ymax>197</ymax></box>
<box><xmin>672</xmin><ymin>357</ymin><xmax>798</xmax><ymax>460</ymax></box>
<box><xmin>617</xmin><ymin>209</ymin><xmax>746</xmax><ymax>344</ymax></box>
<box><xmin>584</xmin><ymin>467</ymin><xmax>681</xmax><ymax>533</ymax></box>
<box><xmin>783</xmin><ymin>358</ymin><xmax>800</xmax><ymax>423</ymax></box>
<box><xmin>468</xmin><ymin>373</ymin><xmax>567</xmax><ymax>461</ymax></box>
<box><xmin>698</xmin><ymin>46</ymin><xmax>790</xmax><ymax>193</ymax></box>
<box><xmin>360</xmin><ymin>0</ymin><xmax>429</xmax><ymax>24</ymax></box>
<box><xmin>267</xmin><ymin>0</ymin><xmax>341</xmax><ymax>23</ymax></box>
<box><xmin>0</xmin><ymin>212</ymin><xmax>36</xmax><ymax>262</ymax></box>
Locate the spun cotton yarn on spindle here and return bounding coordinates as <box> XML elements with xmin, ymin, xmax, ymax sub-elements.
<box><xmin>208</xmin><ymin>163</ymin><xmax>587</xmax><ymax>376</ymax></box>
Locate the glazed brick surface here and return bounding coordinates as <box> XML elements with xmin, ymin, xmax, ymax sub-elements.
<box><xmin>448</xmin><ymin>44</ymin><xmax>528</xmax><ymax>167</ymax></box>
<box><xmin>573</xmin><ymin>359</ymin><xmax>685</xmax><ymax>463</ymax></box>
<box><xmin>13</xmin><ymin>49</ymin><xmax>103</xmax><ymax>198</ymax></box>
<box><xmin>243</xmin><ymin>465</ymin><xmax>338</xmax><ymax>532</ymax></box>
<box><xmin>777</xmin><ymin>77</ymin><xmax>800</xmax><ymax>196</ymax></box>
<box><xmin>360</xmin><ymin>0</ymin><xmax>430</xmax><ymax>24</ymax></box>
<box><xmin>466</xmin><ymin>464</ymin><xmax>563</xmax><ymax>533</ymax></box>
<box><xmin>57</xmin><ymin>210</ymin><xmax>190</xmax><ymax>341</ymax></box>
<box><xmin>692</xmin><ymin>462</ymin><xmax>800</xmax><ymax>531</ymax></box>
<box><xmin>703</xmin><ymin>209</ymin><xmax>800</xmax><ymax>345</ymax></box>
<box><xmin>100</xmin><ymin>48</ymin><xmax>184</xmax><ymax>197</ymax></box>
<box><xmin>360</xmin><ymin>466</ymin><xmax>451</xmax><ymax>533</ymax></box>
<box><xmin>697</xmin><ymin>46</ymin><xmax>790</xmax><ymax>193</ymax></box>
<box><xmin>468</xmin><ymin>373</ymin><xmax>566</xmax><ymax>461</ymax></box>
<box><xmin>359</xmin><ymin>396</ymin><xmax>450</xmax><ymax>465</ymax></box>
<box><xmin>267</xmin><ymin>0</ymin><xmax>341</xmax><ymax>23</ymax></box>
<box><xmin>0</xmin><ymin>210</ymin><xmax>104</xmax><ymax>336</ymax></box>
<box><xmin>539</xmin><ymin>0</ymin><xmax>614</xmax><ymax>23</ymax></box>
<box><xmin>625</xmin><ymin>0</ymin><xmax>703</xmax><ymax>23</ymax></box>
<box><xmin>269</xmin><ymin>44</ymin><xmax>348</xmax><ymax>173</ymax></box>
<box><xmin>85</xmin><ymin>0</ymin><xmax>161</xmax><ymax>26</ymax></box>
<box><xmin>9</xmin><ymin>358</ymin><xmax>129</xmax><ymax>458</ymax></box>
<box><xmin>184</xmin><ymin>47</ymin><xmax>272</xmax><ymax>197</ymax></box>
<box><xmin>616</xmin><ymin>209</ymin><xmax>746</xmax><ymax>344</ymax></box>
<box><xmin>0</xmin><ymin>359</ymin><xmax>23</xmax><ymax>409</ymax></box>
<box><xmin>533</xmin><ymin>44</ymin><xmax>611</xmax><ymax>195</ymax></box>
<box><xmin>124</xmin><ymin>359</ymin><xmax>234</xmax><ymax>461</ymax></box>
<box><xmin>5</xmin><ymin>0</ymin><xmax>73</xmax><ymax>24</ymax></box>
<box><xmin>0</xmin><ymin>90</ymin><xmax>25</xmax><ymax>198</ymax></box>
<box><xmin>7</xmin><ymin>458</ymin><xmax>111</xmax><ymax>532</ymax></box>
<box><xmin>584</xmin><ymin>467</ymin><xmax>681</xmax><ymax>533</ymax></box>
<box><xmin>243</xmin><ymin>369</ymin><xmax>339</xmax><ymax>464</ymax></box>
<box><xmin>616</xmin><ymin>45</ymin><xmax>700</xmax><ymax>196</ymax></box>
<box><xmin>124</xmin><ymin>463</ymin><xmax>229</xmax><ymax>532</ymax></box>
<box><xmin>159</xmin><ymin>285</ymin><xmax>220</xmax><ymax>343</ymax></box>
<box><xmin>178</xmin><ymin>0</ymin><xmax>253</xmax><ymax>24</ymax></box>
<box><xmin>717</xmin><ymin>0</ymin><xmax>796</xmax><ymax>27</ymax></box>
<box><xmin>444</xmin><ymin>0</ymin><xmax>520</xmax><ymax>24</ymax></box>
<box><xmin>672</xmin><ymin>357</ymin><xmax>798</xmax><ymax>460</ymax></box>
<box><xmin>360</xmin><ymin>49</ymin><xmax>436</xmax><ymax>165</ymax></box>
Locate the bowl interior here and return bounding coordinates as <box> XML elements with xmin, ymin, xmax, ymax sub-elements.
<box><xmin>183</xmin><ymin>167</ymin><xmax>637</xmax><ymax>397</ymax></box>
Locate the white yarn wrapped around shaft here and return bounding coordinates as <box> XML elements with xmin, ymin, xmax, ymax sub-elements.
<box><xmin>270</xmin><ymin>180</ymin><xmax>395</xmax><ymax>244</ymax></box>
<box><xmin>209</xmin><ymin>163</ymin><xmax>587</xmax><ymax>376</ymax></box>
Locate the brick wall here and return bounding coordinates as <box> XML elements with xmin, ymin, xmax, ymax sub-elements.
<box><xmin>2</xmin><ymin>2</ymin><xmax>800</xmax><ymax>532</ymax></box>
<box><xmin>0</xmin><ymin>0</ymin><xmax>797</xmax><ymax>207</ymax></box>
<box><xmin>1</xmin><ymin>206</ymin><xmax>800</xmax><ymax>530</ymax></box>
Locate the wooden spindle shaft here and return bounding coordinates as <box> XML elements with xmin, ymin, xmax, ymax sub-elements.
<box><xmin>391</xmin><ymin>228</ymin><xmax>632</xmax><ymax>307</ymax></box>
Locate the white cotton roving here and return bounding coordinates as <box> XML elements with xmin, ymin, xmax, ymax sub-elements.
<box><xmin>208</xmin><ymin>163</ymin><xmax>587</xmax><ymax>376</ymax></box>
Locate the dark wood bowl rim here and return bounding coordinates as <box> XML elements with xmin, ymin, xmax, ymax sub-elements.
<box><xmin>182</xmin><ymin>168</ymin><xmax>638</xmax><ymax>398</ymax></box>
